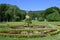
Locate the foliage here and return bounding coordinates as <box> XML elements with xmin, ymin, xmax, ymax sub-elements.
<box><xmin>0</xmin><ymin>4</ymin><xmax>60</xmax><ymax>22</ymax></box>
<box><xmin>46</xmin><ymin>10</ymin><xmax>60</xmax><ymax>21</ymax></box>
<box><xmin>0</xmin><ymin>4</ymin><xmax>26</xmax><ymax>22</ymax></box>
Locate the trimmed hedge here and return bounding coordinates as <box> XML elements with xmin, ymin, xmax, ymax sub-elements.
<box><xmin>0</xmin><ymin>29</ymin><xmax>60</xmax><ymax>38</ymax></box>
<box><xmin>0</xmin><ymin>33</ymin><xmax>46</xmax><ymax>38</ymax></box>
<box><xmin>50</xmin><ymin>29</ymin><xmax>60</xmax><ymax>35</ymax></box>
<box><xmin>0</xmin><ymin>28</ymin><xmax>54</xmax><ymax>32</ymax></box>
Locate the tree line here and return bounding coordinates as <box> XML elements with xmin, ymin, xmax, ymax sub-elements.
<box><xmin>0</xmin><ymin>4</ymin><xmax>60</xmax><ymax>22</ymax></box>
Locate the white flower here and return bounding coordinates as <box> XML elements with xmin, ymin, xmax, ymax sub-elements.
<box><xmin>26</xmin><ymin>15</ymin><xmax>30</xmax><ymax>18</ymax></box>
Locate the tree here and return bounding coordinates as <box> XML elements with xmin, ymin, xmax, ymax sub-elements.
<box><xmin>25</xmin><ymin>15</ymin><xmax>32</xmax><ymax>27</ymax></box>
<box><xmin>0</xmin><ymin>4</ymin><xmax>26</xmax><ymax>22</ymax></box>
<box><xmin>0</xmin><ymin>4</ymin><xmax>9</xmax><ymax>22</ymax></box>
<box><xmin>46</xmin><ymin>10</ymin><xmax>60</xmax><ymax>21</ymax></box>
<box><xmin>45</xmin><ymin>7</ymin><xmax>60</xmax><ymax>16</ymax></box>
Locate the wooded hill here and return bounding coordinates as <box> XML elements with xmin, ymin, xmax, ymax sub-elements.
<box><xmin>0</xmin><ymin>4</ymin><xmax>60</xmax><ymax>22</ymax></box>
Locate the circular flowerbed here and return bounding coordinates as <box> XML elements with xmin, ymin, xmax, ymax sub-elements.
<box><xmin>0</xmin><ymin>25</ymin><xmax>60</xmax><ymax>38</ymax></box>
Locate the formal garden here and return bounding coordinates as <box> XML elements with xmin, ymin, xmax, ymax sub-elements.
<box><xmin>0</xmin><ymin>4</ymin><xmax>60</xmax><ymax>40</ymax></box>
<box><xmin>0</xmin><ymin>20</ymin><xmax>60</xmax><ymax>40</ymax></box>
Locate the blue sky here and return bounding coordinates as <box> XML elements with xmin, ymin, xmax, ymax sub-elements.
<box><xmin>0</xmin><ymin>0</ymin><xmax>60</xmax><ymax>11</ymax></box>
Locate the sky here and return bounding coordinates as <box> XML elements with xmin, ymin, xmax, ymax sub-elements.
<box><xmin>0</xmin><ymin>0</ymin><xmax>60</xmax><ymax>11</ymax></box>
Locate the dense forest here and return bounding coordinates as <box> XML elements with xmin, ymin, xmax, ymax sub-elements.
<box><xmin>0</xmin><ymin>4</ymin><xmax>60</xmax><ymax>22</ymax></box>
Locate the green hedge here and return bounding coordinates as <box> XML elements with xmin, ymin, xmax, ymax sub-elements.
<box><xmin>0</xmin><ymin>28</ymin><xmax>54</xmax><ymax>32</ymax></box>
<box><xmin>0</xmin><ymin>33</ymin><xmax>46</xmax><ymax>38</ymax></box>
<box><xmin>0</xmin><ymin>29</ymin><xmax>60</xmax><ymax>38</ymax></box>
<box><xmin>50</xmin><ymin>29</ymin><xmax>60</xmax><ymax>35</ymax></box>
<box><xmin>0</xmin><ymin>30</ymin><xmax>59</xmax><ymax>38</ymax></box>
